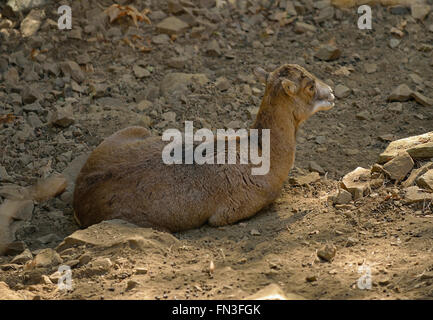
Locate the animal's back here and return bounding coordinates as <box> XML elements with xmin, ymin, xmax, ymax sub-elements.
<box><xmin>73</xmin><ymin>127</ymin><xmax>277</xmax><ymax>232</ymax></box>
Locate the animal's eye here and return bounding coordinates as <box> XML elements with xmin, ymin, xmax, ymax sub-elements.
<box><xmin>307</xmin><ymin>82</ymin><xmax>315</xmax><ymax>93</ymax></box>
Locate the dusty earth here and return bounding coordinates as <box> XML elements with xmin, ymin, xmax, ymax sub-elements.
<box><xmin>0</xmin><ymin>0</ymin><xmax>433</xmax><ymax>300</ymax></box>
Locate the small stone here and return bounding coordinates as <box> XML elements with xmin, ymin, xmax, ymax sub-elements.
<box><xmin>206</xmin><ymin>39</ymin><xmax>221</xmax><ymax>57</ymax></box>
<box><xmin>50</xmin><ymin>105</ymin><xmax>74</xmax><ymax>128</ymax></box>
<box><xmin>308</xmin><ymin>161</ymin><xmax>325</xmax><ymax>175</ymax></box>
<box><xmin>388</xmin><ymin>84</ymin><xmax>413</xmax><ymax>102</ymax></box>
<box><xmin>416</xmin><ymin>170</ymin><xmax>433</xmax><ymax>191</ymax></box>
<box><xmin>79</xmin><ymin>253</ymin><xmax>92</xmax><ymax>266</ymax></box>
<box><xmin>364</xmin><ymin>63</ymin><xmax>377</xmax><ymax>74</ymax></box>
<box><xmin>382</xmin><ymin>151</ymin><xmax>414</xmax><ymax>181</ymax></box>
<box><xmin>390</xmin><ymin>27</ymin><xmax>404</xmax><ymax>38</ymax></box>
<box><xmin>91</xmin><ymin>257</ymin><xmax>112</xmax><ymax>273</ymax></box>
<box><xmin>330</xmin><ymin>189</ymin><xmax>352</xmax><ymax>205</ymax></box>
<box><xmin>135</xmin><ymin>267</ymin><xmax>148</xmax><ymax>275</ymax></box>
<box><xmin>389</xmin><ymin>38</ymin><xmax>400</xmax><ymax>48</ymax></box>
<box><xmin>0</xmin><ymin>166</ymin><xmax>13</xmax><ymax>183</ymax></box>
<box><xmin>411</xmin><ymin>4</ymin><xmax>431</xmax><ymax>20</ymax></box>
<box><xmin>126</xmin><ymin>280</ymin><xmax>139</xmax><ymax>291</ymax></box>
<box><xmin>162</xmin><ymin>111</ymin><xmax>176</xmax><ymax>123</ymax></box>
<box><xmin>215</xmin><ymin>77</ymin><xmax>230</xmax><ymax>91</ymax></box>
<box><xmin>166</xmin><ymin>56</ymin><xmax>187</xmax><ymax>69</ymax></box>
<box><xmin>317</xmin><ymin>244</ymin><xmax>336</xmax><ymax>262</ymax></box>
<box><xmin>60</xmin><ymin>61</ymin><xmax>85</xmax><ymax>83</ymax></box>
<box><xmin>294</xmin><ymin>22</ymin><xmax>316</xmax><ymax>34</ymax></box>
<box><xmin>390</xmin><ymin>6</ymin><xmax>409</xmax><ymax>15</ymax></box>
<box><xmin>11</xmin><ymin>249</ymin><xmax>33</xmax><ymax>264</ymax></box>
<box><xmin>133</xmin><ymin>65</ymin><xmax>151</xmax><ymax>78</ymax></box>
<box><xmin>250</xmin><ymin>229</ymin><xmax>261</xmax><ymax>236</ymax></box>
<box><xmin>346</xmin><ymin>237</ymin><xmax>358</xmax><ymax>247</ymax></box>
<box><xmin>388</xmin><ymin>103</ymin><xmax>403</xmax><ymax>113</ymax></box>
<box><xmin>356</xmin><ymin>110</ymin><xmax>369</xmax><ymax>120</ymax></box>
<box><xmin>306</xmin><ymin>275</ymin><xmax>318</xmax><ymax>282</ymax></box>
<box><xmin>20</xmin><ymin>9</ymin><xmax>45</xmax><ymax>37</ymax></box>
<box><xmin>30</xmin><ymin>248</ymin><xmax>63</xmax><ymax>268</ymax></box>
<box><xmin>335</xmin><ymin>84</ymin><xmax>351</xmax><ymax>99</ymax></box>
<box><xmin>156</xmin><ymin>16</ymin><xmax>189</xmax><ymax>35</ymax></box>
<box><xmin>152</xmin><ymin>34</ymin><xmax>170</xmax><ymax>45</ymax></box>
<box><xmin>289</xmin><ymin>172</ymin><xmax>320</xmax><ymax>186</ymax></box>
<box><xmin>314</xmin><ymin>44</ymin><xmax>341</xmax><ymax>61</ymax></box>
<box><xmin>411</xmin><ymin>92</ymin><xmax>433</xmax><ymax>107</ymax></box>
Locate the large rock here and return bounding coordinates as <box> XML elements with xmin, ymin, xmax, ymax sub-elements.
<box><xmin>417</xmin><ymin>170</ymin><xmax>433</xmax><ymax>191</ymax></box>
<box><xmin>341</xmin><ymin>167</ymin><xmax>371</xmax><ymax>199</ymax></box>
<box><xmin>378</xmin><ymin>132</ymin><xmax>433</xmax><ymax>163</ymax></box>
<box><xmin>160</xmin><ymin>73</ymin><xmax>209</xmax><ymax>97</ymax></box>
<box><xmin>404</xmin><ymin>186</ymin><xmax>433</xmax><ymax>203</ymax></box>
<box><xmin>56</xmin><ymin>220</ymin><xmax>179</xmax><ymax>253</ymax></box>
<box><xmin>29</xmin><ymin>248</ymin><xmax>63</xmax><ymax>268</ymax></box>
<box><xmin>382</xmin><ymin>151</ymin><xmax>414</xmax><ymax>181</ymax></box>
<box><xmin>7</xmin><ymin>0</ymin><xmax>48</xmax><ymax>12</ymax></box>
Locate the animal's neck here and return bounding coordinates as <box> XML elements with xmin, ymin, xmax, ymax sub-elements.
<box><xmin>251</xmin><ymin>93</ymin><xmax>297</xmax><ymax>185</ymax></box>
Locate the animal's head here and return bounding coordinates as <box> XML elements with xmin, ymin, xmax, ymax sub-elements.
<box><xmin>254</xmin><ymin>64</ymin><xmax>335</xmax><ymax>124</ymax></box>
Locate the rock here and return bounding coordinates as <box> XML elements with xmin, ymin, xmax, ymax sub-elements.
<box><xmin>289</xmin><ymin>172</ymin><xmax>320</xmax><ymax>186</ymax></box>
<box><xmin>308</xmin><ymin>161</ymin><xmax>325</xmax><ymax>175</ymax></box>
<box><xmin>388</xmin><ymin>84</ymin><xmax>412</xmax><ymax>102</ymax></box>
<box><xmin>404</xmin><ymin>186</ymin><xmax>433</xmax><ymax>203</ymax></box>
<box><xmin>314</xmin><ymin>44</ymin><xmax>341</xmax><ymax>61</ymax></box>
<box><xmin>341</xmin><ymin>167</ymin><xmax>371</xmax><ymax>199</ymax></box>
<box><xmin>364</xmin><ymin>63</ymin><xmax>377</xmax><ymax>74</ymax></box>
<box><xmin>60</xmin><ymin>61</ymin><xmax>85</xmax><ymax>83</ymax></box>
<box><xmin>379</xmin><ymin>132</ymin><xmax>433</xmax><ymax>163</ymax></box>
<box><xmin>11</xmin><ymin>249</ymin><xmax>33</xmax><ymax>264</ymax></box>
<box><xmin>329</xmin><ymin>189</ymin><xmax>352</xmax><ymax>205</ymax></box>
<box><xmin>317</xmin><ymin>244</ymin><xmax>336</xmax><ymax>262</ymax></box>
<box><xmin>294</xmin><ymin>22</ymin><xmax>316</xmax><ymax>34</ymax></box>
<box><xmin>56</xmin><ymin>220</ymin><xmax>179</xmax><ymax>253</ymax></box>
<box><xmin>126</xmin><ymin>280</ymin><xmax>139</xmax><ymax>291</ymax></box>
<box><xmin>160</xmin><ymin>73</ymin><xmax>209</xmax><ymax>97</ymax></box>
<box><xmin>335</xmin><ymin>84</ymin><xmax>351</xmax><ymax>99</ymax></box>
<box><xmin>50</xmin><ymin>105</ymin><xmax>74</xmax><ymax>128</ymax></box>
<box><xmin>30</xmin><ymin>248</ymin><xmax>63</xmax><ymax>268</ymax></box>
<box><xmin>21</xmin><ymin>85</ymin><xmax>41</xmax><ymax>104</ymax></box>
<box><xmin>388</xmin><ymin>103</ymin><xmax>403</xmax><ymax>113</ymax></box>
<box><xmin>356</xmin><ymin>111</ymin><xmax>370</xmax><ymax>120</ymax></box>
<box><xmin>0</xmin><ymin>281</ymin><xmax>27</xmax><ymax>300</ymax></box>
<box><xmin>152</xmin><ymin>34</ymin><xmax>170</xmax><ymax>45</ymax></box>
<box><xmin>133</xmin><ymin>65</ymin><xmax>150</xmax><ymax>78</ymax></box>
<box><xmin>402</xmin><ymin>162</ymin><xmax>433</xmax><ymax>188</ymax></box>
<box><xmin>411</xmin><ymin>92</ymin><xmax>433</xmax><ymax>107</ymax></box>
<box><xmin>250</xmin><ymin>229</ymin><xmax>261</xmax><ymax>236</ymax></box>
<box><xmin>390</xmin><ymin>5</ymin><xmax>409</xmax><ymax>15</ymax></box>
<box><xmin>416</xmin><ymin>170</ymin><xmax>433</xmax><ymax>191</ymax></box>
<box><xmin>411</xmin><ymin>4</ymin><xmax>431</xmax><ymax>20</ymax></box>
<box><xmin>206</xmin><ymin>39</ymin><xmax>221</xmax><ymax>57</ymax></box>
<box><xmin>346</xmin><ymin>237</ymin><xmax>359</xmax><ymax>247</ymax></box>
<box><xmin>7</xmin><ymin>0</ymin><xmax>48</xmax><ymax>12</ymax></box>
<box><xmin>0</xmin><ymin>200</ymin><xmax>34</xmax><ymax>221</ymax></box>
<box><xmin>382</xmin><ymin>151</ymin><xmax>414</xmax><ymax>181</ymax></box>
<box><xmin>306</xmin><ymin>275</ymin><xmax>318</xmax><ymax>282</ymax></box>
<box><xmin>390</xmin><ymin>27</ymin><xmax>404</xmax><ymax>38</ymax></box>
<box><xmin>389</xmin><ymin>38</ymin><xmax>400</xmax><ymax>48</ymax></box>
<box><xmin>314</xmin><ymin>6</ymin><xmax>334</xmax><ymax>23</ymax></box>
<box><xmin>166</xmin><ymin>56</ymin><xmax>187</xmax><ymax>69</ymax></box>
<box><xmin>246</xmin><ymin>283</ymin><xmax>305</xmax><ymax>300</ymax></box>
<box><xmin>162</xmin><ymin>111</ymin><xmax>176</xmax><ymax>122</ymax></box>
<box><xmin>156</xmin><ymin>16</ymin><xmax>189</xmax><ymax>35</ymax></box>
<box><xmin>135</xmin><ymin>267</ymin><xmax>148</xmax><ymax>275</ymax></box>
<box><xmin>0</xmin><ymin>166</ymin><xmax>13</xmax><ymax>183</ymax></box>
<box><xmin>215</xmin><ymin>77</ymin><xmax>230</xmax><ymax>91</ymax></box>
<box><xmin>90</xmin><ymin>257</ymin><xmax>112</xmax><ymax>274</ymax></box>
<box><xmin>168</xmin><ymin>0</ymin><xmax>184</xmax><ymax>14</ymax></box>
<box><xmin>28</xmin><ymin>174</ymin><xmax>67</xmax><ymax>202</ymax></box>
<box><xmin>20</xmin><ymin>9</ymin><xmax>45</xmax><ymax>37</ymax></box>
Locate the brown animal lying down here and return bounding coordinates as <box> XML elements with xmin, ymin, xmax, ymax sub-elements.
<box><xmin>73</xmin><ymin>64</ymin><xmax>335</xmax><ymax>232</ymax></box>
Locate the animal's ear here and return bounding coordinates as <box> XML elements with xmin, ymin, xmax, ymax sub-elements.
<box><xmin>253</xmin><ymin>67</ymin><xmax>268</xmax><ymax>84</ymax></box>
<box><xmin>281</xmin><ymin>79</ymin><xmax>298</xmax><ymax>96</ymax></box>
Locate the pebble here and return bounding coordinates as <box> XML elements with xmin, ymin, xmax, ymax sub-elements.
<box><xmin>334</xmin><ymin>84</ymin><xmax>351</xmax><ymax>98</ymax></box>
<box><xmin>317</xmin><ymin>244</ymin><xmax>336</xmax><ymax>262</ymax></box>
<box><xmin>314</xmin><ymin>44</ymin><xmax>341</xmax><ymax>61</ymax></box>
<box><xmin>156</xmin><ymin>16</ymin><xmax>189</xmax><ymax>35</ymax></box>
<box><xmin>382</xmin><ymin>151</ymin><xmax>414</xmax><ymax>181</ymax></box>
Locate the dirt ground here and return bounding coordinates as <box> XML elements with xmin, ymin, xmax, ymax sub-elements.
<box><xmin>0</xmin><ymin>0</ymin><xmax>432</xmax><ymax>300</ymax></box>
